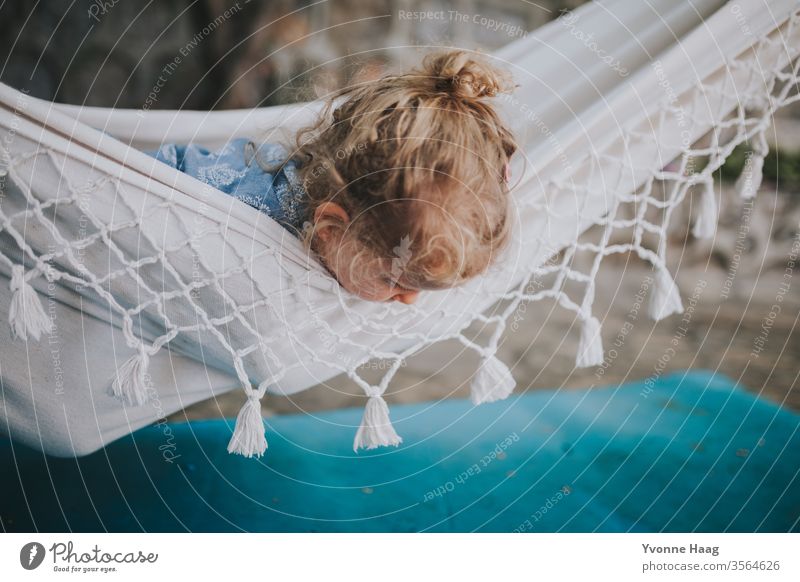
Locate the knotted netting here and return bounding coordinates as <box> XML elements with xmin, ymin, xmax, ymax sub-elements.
<box><xmin>1</xmin><ymin>0</ymin><xmax>798</xmax><ymax>458</ymax></box>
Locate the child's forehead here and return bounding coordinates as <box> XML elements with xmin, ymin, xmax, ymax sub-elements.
<box><xmin>355</xmin><ymin>240</ymin><xmax>457</xmax><ymax>291</ymax></box>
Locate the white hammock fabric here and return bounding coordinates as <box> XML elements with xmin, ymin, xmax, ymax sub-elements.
<box><xmin>1</xmin><ymin>0</ymin><xmax>798</xmax><ymax>458</ymax></box>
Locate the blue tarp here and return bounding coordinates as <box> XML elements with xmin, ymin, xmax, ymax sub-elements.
<box><xmin>1</xmin><ymin>370</ymin><xmax>798</xmax><ymax>532</ymax></box>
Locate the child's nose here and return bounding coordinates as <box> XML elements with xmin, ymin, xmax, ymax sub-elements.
<box><xmin>393</xmin><ymin>290</ymin><xmax>419</xmax><ymax>304</ymax></box>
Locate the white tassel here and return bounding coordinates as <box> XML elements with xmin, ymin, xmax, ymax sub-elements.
<box><xmin>575</xmin><ymin>315</ymin><xmax>604</xmax><ymax>368</ymax></box>
<box><xmin>353</xmin><ymin>395</ymin><xmax>402</xmax><ymax>451</ymax></box>
<box><xmin>648</xmin><ymin>266</ymin><xmax>684</xmax><ymax>321</ymax></box>
<box><xmin>735</xmin><ymin>153</ymin><xmax>764</xmax><ymax>199</ymax></box>
<box><xmin>108</xmin><ymin>347</ymin><xmax>151</xmax><ymax>406</ymax></box>
<box><xmin>8</xmin><ymin>265</ymin><xmax>53</xmax><ymax>341</ymax></box>
<box><xmin>227</xmin><ymin>392</ymin><xmax>268</xmax><ymax>458</ymax></box>
<box><xmin>470</xmin><ymin>353</ymin><xmax>516</xmax><ymax>405</ymax></box>
<box><xmin>692</xmin><ymin>180</ymin><xmax>717</xmax><ymax>239</ymax></box>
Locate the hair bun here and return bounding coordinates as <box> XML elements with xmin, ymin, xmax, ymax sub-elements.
<box><xmin>421</xmin><ymin>50</ymin><xmax>513</xmax><ymax>100</ymax></box>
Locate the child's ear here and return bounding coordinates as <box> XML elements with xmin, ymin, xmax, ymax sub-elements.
<box><xmin>313</xmin><ymin>202</ymin><xmax>350</xmax><ymax>241</ymax></box>
<box><xmin>314</xmin><ymin>201</ymin><xmax>350</xmax><ymax>223</ymax></box>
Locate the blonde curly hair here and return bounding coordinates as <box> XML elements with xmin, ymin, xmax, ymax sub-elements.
<box><xmin>282</xmin><ymin>49</ymin><xmax>518</xmax><ymax>290</ymax></box>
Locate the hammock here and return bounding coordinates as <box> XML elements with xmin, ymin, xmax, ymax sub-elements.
<box><xmin>1</xmin><ymin>0</ymin><xmax>798</xmax><ymax>459</ymax></box>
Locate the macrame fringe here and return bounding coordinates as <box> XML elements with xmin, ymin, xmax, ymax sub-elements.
<box><xmin>648</xmin><ymin>266</ymin><xmax>684</xmax><ymax>321</ymax></box>
<box><xmin>108</xmin><ymin>348</ymin><xmax>151</xmax><ymax>406</ymax></box>
<box><xmin>692</xmin><ymin>180</ymin><xmax>717</xmax><ymax>239</ymax></box>
<box><xmin>227</xmin><ymin>392</ymin><xmax>268</xmax><ymax>458</ymax></box>
<box><xmin>734</xmin><ymin>152</ymin><xmax>764</xmax><ymax>199</ymax></box>
<box><xmin>736</xmin><ymin>125</ymin><xmax>768</xmax><ymax>200</ymax></box>
<box><xmin>353</xmin><ymin>395</ymin><xmax>402</xmax><ymax>451</ymax></box>
<box><xmin>8</xmin><ymin>265</ymin><xmax>52</xmax><ymax>341</ymax></box>
<box><xmin>470</xmin><ymin>353</ymin><xmax>516</xmax><ymax>405</ymax></box>
<box><xmin>575</xmin><ymin>315</ymin><xmax>604</xmax><ymax>368</ymax></box>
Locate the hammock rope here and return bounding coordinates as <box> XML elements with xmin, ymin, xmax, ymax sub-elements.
<box><xmin>1</xmin><ymin>0</ymin><xmax>798</xmax><ymax>458</ymax></box>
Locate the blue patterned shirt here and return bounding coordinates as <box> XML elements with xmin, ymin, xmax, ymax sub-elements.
<box><xmin>146</xmin><ymin>138</ymin><xmax>309</xmax><ymax>237</ymax></box>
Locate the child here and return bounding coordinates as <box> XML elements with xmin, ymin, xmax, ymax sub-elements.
<box><xmin>147</xmin><ymin>50</ymin><xmax>518</xmax><ymax>305</ymax></box>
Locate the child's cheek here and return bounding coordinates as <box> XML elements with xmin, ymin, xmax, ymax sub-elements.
<box><xmin>355</xmin><ymin>280</ymin><xmax>394</xmax><ymax>302</ymax></box>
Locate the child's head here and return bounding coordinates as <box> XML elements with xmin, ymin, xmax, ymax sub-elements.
<box><xmin>293</xmin><ymin>49</ymin><xmax>518</xmax><ymax>303</ymax></box>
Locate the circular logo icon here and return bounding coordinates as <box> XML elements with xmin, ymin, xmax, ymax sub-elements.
<box><xmin>19</xmin><ymin>542</ymin><xmax>46</xmax><ymax>570</ymax></box>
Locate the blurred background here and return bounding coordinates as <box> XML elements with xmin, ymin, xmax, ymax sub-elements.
<box><xmin>0</xmin><ymin>0</ymin><xmax>578</xmax><ymax>108</ymax></box>
<box><xmin>1</xmin><ymin>0</ymin><xmax>797</xmax><ymax>420</ymax></box>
